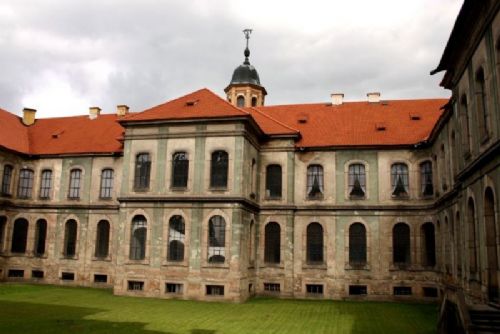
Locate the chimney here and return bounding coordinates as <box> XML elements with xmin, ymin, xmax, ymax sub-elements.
<box><xmin>89</xmin><ymin>106</ymin><xmax>101</xmax><ymax>120</ymax></box>
<box><xmin>367</xmin><ymin>92</ymin><xmax>381</xmax><ymax>103</ymax></box>
<box><xmin>331</xmin><ymin>93</ymin><xmax>344</xmax><ymax>106</ymax></box>
<box><xmin>22</xmin><ymin>108</ymin><xmax>36</xmax><ymax>126</ymax></box>
<box><xmin>117</xmin><ymin>105</ymin><xmax>129</xmax><ymax>117</ymax></box>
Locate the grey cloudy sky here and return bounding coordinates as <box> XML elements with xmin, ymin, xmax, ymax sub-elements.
<box><xmin>0</xmin><ymin>0</ymin><xmax>462</xmax><ymax>118</ymax></box>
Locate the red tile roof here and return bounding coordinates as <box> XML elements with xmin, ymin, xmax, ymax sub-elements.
<box><xmin>250</xmin><ymin>99</ymin><xmax>447</xmax><ymax>148</ymax></box>
<box><xmin>0</xmin><ymin>89</ymin><xmax>447</xmax><ymax>155</ymax></box>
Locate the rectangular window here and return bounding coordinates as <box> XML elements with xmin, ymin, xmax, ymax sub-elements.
<box><xmin>39</xmin><ymin>170</ymin><xmax>52</xmax><ymax>199</ymax></box>
<box><xmin>307</xmin><ymin>165</ymin><xmax>324</xmax><ymax>200</ymax></box>
<box><xmin>348</xmin><ymin>164</ymin><xmax>366</xmax><ymax>199</ymax></box>
<box><xmin>349</xmin><ymin>285</ymin><xmax>367</xmax><ymax>295</ymax></box>
<box><xmin>134</xmin><ymin>153</ymin><xmax>151</xmax><ymax>190</ymax></box>
<box><xmin>127</xmin><ymin>280</ymin><xmax>144</xmax><ymax>291</ymax></box>
<box><xmin>8</xmin><ymin>269</ymin><xmax>24</xmax><ymax>278</ymax></box>
<box><xmin>265</xmin><ymin>165</ymin><xmax>282</xmax><ymax>199</ymax></box>
<box><xmin>171</xmin><ymin>152</ymin><xmax>189</xmax><ymax>188</ymax></box>
<box><xmin>206</xmin><ymin>285</ymin><xmax>224</xmax><ymax>296</ymax></box>
<box><xmin>1</xmin><ymin>165</ymin><xmax>13</xmax><ymax>195</ymax></box>
<box><xmin>391</xmin><ymin>163</ymin><xmax>409</xmax><ymax>197</ymax></box>
<box><xmin>17</xmin><ymin>169</ymin><xmax>34</xmax><ymax>198</ymax></box>
<box><xmin>393</xmin><ymin>286</ymin><xmax>412</xmax><ymax>296</ymax></box>
<box><xmin>61</xmin><ymin>272</ymin><xmax>75</xmax><ymax>281</ymax></box>
<box><xmin>263</xmin><ymin>283</ymin><xmax>280</xmax><ymax>292</ymax></box>
<box><xmin>420</xmin><ymin>161</ymin><xmax>433</xmax><ymax>196</ymax></box>
<box><xmin>423</xmin><ymin>287</ymin><xmax>438</xmax><ymax>298</ymax></box>
<box><xmin>68</xmin><ymin>169</ymin><xmax>82</xmax><ymax>199</ymax></box>
<box><xmin>99</xmin><ymin>169</ymin><xmax>114</xmax><ymax>199</ymax></box>
<box><xmin>165</xmin><ymin>283</ymin><xmax>183</xmax><ymax>294</ymax></box>
<box><xmin>31</xmin><ymin>270</ymin><xmax>44</xmax><ymax>279</ymax></box>
<box><xmin>94</xmin><ymin>274</ymin><xmax>108</xmax><ymax>283</ymax></box>
<box><xmin>306</xmin><ymin>284</ymin><xmax>324</xmax><ymax>295</ymax></box>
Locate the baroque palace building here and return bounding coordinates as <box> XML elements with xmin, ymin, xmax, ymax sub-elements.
<box><xmin>0</xmin><ymin>0</ymin><xmax>498</xmax><ymax>321</ymax></box>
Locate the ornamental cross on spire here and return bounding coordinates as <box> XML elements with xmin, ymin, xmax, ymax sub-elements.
<box><xmin>243</xmin><ymin>28</ymin><xmax>252</xmax><ymax>64</ymax></box>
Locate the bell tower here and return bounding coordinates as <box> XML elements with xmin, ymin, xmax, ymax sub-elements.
<box><xmin>225</xmin><ymin>29</ymin><xmax>267</xmax><ymax>108</ymax></box>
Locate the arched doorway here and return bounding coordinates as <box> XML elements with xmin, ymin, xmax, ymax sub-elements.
<box><xmin>485</xmin><ymin>187</ymin><xmax>498</xmax><ymax>302</ymax></box>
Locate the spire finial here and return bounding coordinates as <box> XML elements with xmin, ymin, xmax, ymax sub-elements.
<box><xmin>243</xmin><ymin>28</ymin><xmax>252</xmax><ymax>64</ymax></box>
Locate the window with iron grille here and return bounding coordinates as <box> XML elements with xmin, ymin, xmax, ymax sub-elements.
<box><xmin>1</xmin><ymin>165</ymin><xmax>12</xmax><ymax>195</ymax></box>
<box><xmin>208</xmin><ymin>215</ymin><xmax>225</xmax><ymax>263</ymax></box>
<box><xmin>348</xmin><ymin>164</ymin><xmax>366</xmax><ymax>198</ymax></box>
<box><xmin>168</xmin><ymin>215</ymin><xmax>185</xmax><ymax>261</ymax></box>
<box><xmin>94</xmin><ymin>274</ymin><xmax>107</xmax><ymax>283</ymax></box>
<box><xmin>349</xmin><ymin>223</ymin><xmax>367</xmax><ymax>266</ymax></box>
<box><xmin>134</xmin><ymin>153</ymin><xmax>151</xmax><ymax>190</ymax></box>
<box><xmin>128</xmin><ymin>280</ymin><xmax>144</xmax><ymax>291</ymax></box>
<box><xmin>306</xmin><ymin>284</ymin><xmax>323</xmax><ymax>295</ymax></box>
<box><xmin>264</xmin><ymin>283</ymin><xmax>280</xmax><ymax>292</ymax></box>
<box><xmin>166</xmin><ymin>283</ymin><xmax>183</xmax><ymax>294</ymax></box>
<box><xmin>420</xmin><ymin>161</ymin><xmax>433</xmax><ymax>196</ymax></box>
<box><xmin>130</xmin><ymin>215</ymin><xmax>147</xmax><ymax>260</ymax></box>
<box><xmin>264</xmin><ymin>222</ymin><xmax>280</xmax><ymax>264</ymax></box>
<box><xmin>0</xmin><ymin>216</ymin><xmax>5</xmax><ymax>252</ymax></box>
<box><xmin>171</xmin><ymin>152</ymin><xmax>189</xmax><ymax>188</ymax></box>
<box><xmin>8</xmin><ymin>270</ymin><xmax>24</xmax><ymax>278</ymax></box>
<box><xmin>307</xmin><ymin>165</ymin><xmax>324</xmax><ymax>200</ymax></box>
<box><xmin>64</xmin><ymin>219</ymin><xmax>78</xmax><ymax>257</ymax></box>
<box><xmin>421</xmin><ymin>222</ymin><xmax>436</xmax><ymax>267</ymax></box>
<box><xmin>393</xmin><ymin>223</ymin><xmax>410</xmax><ymax>266</ymax></box>
<box><xmin>99</xmin><ymin>169</ymin><xmax>114</xmax><ymax>199</ymax></box>
<box><xmin>349</xmin><ymin>285</ymin><xmax>367</xmax><ymax>295</ymax></box>
<box><xmin>210</xmin><ymin>151</ymin><xmax>228</xmax><ymax>188</ymax></box>
<box><xmin>39</xmin><ymin>169</ymin><xmax>52</xmax><ymax>199</ymax></box>
<box><xmin>11</xmin><ymin>218</ymin><xmax>28</xmax><ymax>253</ymax></box>
<box><xmin>206</xmin><ymin>285</ymin><xmax>224</xmax><ymax>296</ymax></box>
<box><xmin>265</xmin><ymin>164</ymin><xmax>282</xmax><ymax>199</ymax></box>
<box><xmin>393</xmin><ymin>286</ymin><xmax>412</xmax><ymax>296</ymax></box>
<box><xmin>68</xmin><ymin>169</ymin><xmax>82</xmax><ymax>199</ymax></box>
<box><xmin>306</xmin><ymin>223</ymin><xmax>323</xmax><ymax>264</ymax></box>
<box><xmin>95</xmin><ymin>220</ymin><xmax>110</xmax><ymax>258</ymax></box>
<box><xmin>17</xmin><ymin>169</ymin><xmax>34</xmax><ymax>198</ymax></box>
<box><xmin>34</xmin><ymin>219</ymin><xmax>47</xmax><ymax>256</ymax></box>
<box><xmin>32</xmin><ymin>270</ymin><xmax>44</xmax><ymax>279</ymax></box>
<box><xmin>61</xmin><ymin>272</ymin><xmax>75</xmax><ymax>281</ymax></box>
<box><xmin>391</xmin><ymin>163</ymin><xmax>409</xmax><ymax>197</ymax></box>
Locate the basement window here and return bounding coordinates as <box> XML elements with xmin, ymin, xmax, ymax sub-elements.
<box><xmin>127</xmin><ymin>280</ymin><xmax>144</xmax><ymax>291</ymax></box>
<box><xmin>393</xmin><ymin>286</ymin><xmax>412</xmax><ymax>296</ymax></box>
<box><xmin>165</xmin><ymin>283</ymin><xmax>183</xmax><ymax>294</ymax></box>
<box><xmin>306</xmin><ymin>284</ymin><xmax>324</xmax><ymax>295</ymax></box>
<box><xmin>349</xmin><ymin>285</ymin><xmax>367</xmax><ymax>295</ymax></box>
<box><xmin>423</xmin><ymin>287</ymin><xmax>438</xmax><ymax>298</ymax></box>
<box><xmin>8</xmin><ymin>269</ymin><xmax>24</xmax><ymax>278</ymax></box>
<box><xmin>31</xmin><ymin>270</ymin><xmax>44</xmax><ymax>279</ymax></box>
<box><xmin>61</xmin><ymin>272</ymin><xmax>75</xmax><ymax>281</ymax></box>
<box><xmin>206</xmin><ymin>285</ymin><xmax>224</xmax><ymax>296</ymax></box>
<box><xmin>94</xmin><ymin>274</ymin><xmax>108</xmax><ymax>283</ymax></box>
<box><xmin>264</xmin><ymin>283</ymin><xmax>281</xmax><ymax>292</ymax></box>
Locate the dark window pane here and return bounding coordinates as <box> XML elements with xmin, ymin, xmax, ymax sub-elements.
<box><xmin>307</xmin><ymin>223</ymin><xmax>323</xmax><ymax>263</ymax></box>
<box><xmin>130</xmin><ymin>215</ymin><xmax>147</xmax><ymax>260</ymax></box>
<box><xmin>0</xmin><ymin>216</ymin><xmax>6</xmax><ymax>251</ymax></box>
<box><xmin>1</xmin><ymin>165</ymin><xmax>13</xmax><ymax>195</ymax></box>
<box><xmin>349</xmin><ymin>223</ymin><xmax>367</xmax><ymax>265</ymax></box>
<box><xmin>265</xmin><ymin>165</ymin><xmax>282</xmax><ymax>198</ymax></box>
<box><xmin>11</xmin><ymin>218</ymin><xmax>28</xmax><ymax>253</ymax></box>
<box><xmin>208</xmin><ymin>215</ymin><xmax>225</xmax><ymax>263</ymax></box>
<box><xmin>17</xmin><ymin>169</ymin><xmax>34</xmax><ymax>198</ymax></box>
<box><xmin>348</xmin><ymin>164</ymin><xmax>366</xmax><ymax>198</ymax></box>
<box><xmin>421</xmin><ymin>223</ymin><xmax>436</xmax><ymax>266</ymax></box>
<box><xmin>264</xmin><ymin>222</ymin><xmax>280</xmax><ymax>263</ymax></box>
<box><xmin>39</xmin><ymin>170</ymin><xmax>52</xmax><ymax>199</ymax></box>
<box><xmin>68</xmin><ymin>169</ymin><xmax>82</xmax><ymax>199</ymax></box>
<box><xmin>168</xmin><ymin>215</ymin><xmax>185</xmax><ymax>261</ymax></box>
<box><xmin>64</xmin><ymin>219</ymin><xmax>78</xmax><ymax>257</ymax></box>
<box><xmin>391</xmin><ymin>163</ymin><xmax>409</xmax><ymax>197</ymax></box>
<box><xmin>393</xmin><ymin>223</ymin><xmax>410</xmax><ymax>265</ymax></box>
<box><xmin>34</xmin><ymin>219</ymin><xmax>47</xmax><ymax>256</ymax></box>
<box><xmin>172</xmin><ymin>152</ymin><xmax>189</xmax><ymax>188</ymax></box>
<box><xmin>134</xmin><ymin>153</ymin><xmax>151</xmax><ymax>190</ymax></box>
<box><xmin>420</xmin><ymin>161</ymin><xmax>433</xmax><ymax>196</ymax></box>
<box><xmin>99</xmin><ymin>169</ymin><xmax>114</xmax><ymax>198</ymax></box>
<box><xmin>236</xmin><ymin>96</ymin><xmax>245</xmax><ymax>108</ymax></box>
<box><xmin>307</xmin><ymin>165</ymin><xmax>324</xmax><ymax>199</ymax></box>
<box><xmin>95</xmin><ymin>220</ymin><xmax>110</xmax><ymax>258</ymax></box>
<box><xmin>210</xmin><ymin>151</ymin><xmax>228</xmax><ymax>188</ymax></box>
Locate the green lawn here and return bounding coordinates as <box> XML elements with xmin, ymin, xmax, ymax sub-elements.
<box><xmin>0</xmin><ymin>284</ymin><xmax>437</xmax><ymax>334</ymax></box>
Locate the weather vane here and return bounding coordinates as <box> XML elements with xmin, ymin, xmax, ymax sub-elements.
<box><xmin>243</xmin><ymin>29</ymin><xmax>253</xmax><ymax>64</ymax></box>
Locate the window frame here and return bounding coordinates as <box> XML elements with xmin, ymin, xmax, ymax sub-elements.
<box><xmin>99</xmin><ymin>168</ymin><xmax>114</xmax><ymax>199</ymax></box>
<box><xmin>264</xmin><ymin>222</ymin><xmax>281</xmax><ymax>264</ymax></box>
<box><xmin>1</xmin><ymin>164</ymin><xmax>13</xmax><ymax>196</ymax></box>
<box><xmin>210</xmin><ymin>150</ymin><xmax>229</xmax><ymax>189</ymax></box>
<box><xmin>167</xmin><ymin>215</ymin><xmax>185</xmax><ymax>262</ymax></box>
<box><xmin>392</xmin><ymin>222</ymin><xmax>411</xmax><ymax>267</ymax></box>
<box><xmin>63</xmin><ymin>219</ymin><xmax>78</xmax><ymax>258</ymax></box>
<box><xmin>129</xmin><ymin>215</ymin><xmax>147</xmax><ymax>261</ymax></box>
<box><xmin>95</xmin><ymin>220</ymin><xmax>110</xmax><ymax>259</ymax></box>
<box><xmin>134</xmin><ymin>153</ymin><xmax>151</xmax><ymax>191</ymax></box>
<box><xmin>171</xmin><ymin>152</ymin><xmax>189</xmax><ymax>189</ymax></box>
<box><xmin>306</xmin><ymin>222</ymin><xmax>324</xmax><ymax>264</ymax></box>
<box><xmin>348</xmin><ymin>222</ymin><xmax>367</xmax><ymax>267</ymax></box>
<box><xmin>348</xmin><ymin>163</ymin><xmax>366</xmax><ymax>199</ymax></box>
<box><xmin>306</xmin><ymin>164</ymin><xmax>324</xmax><ymax>200</ymax></box>
<box><xmin>17</xmin><ymin>168</ymin><xmax>34</xmax><ymax>199</ymax></box>
<box><xmin>390</xmin><ymin>163</ymin><xmax>409</xmax><ymax>198</ymax></box>
<box><xmin>265</xmin><ymin>164</ymin><xmax>282</xmax><ymax>199</ymax></box>
<box><xmin>419</xmin><ymin>161</ymin><xmax>434</xmax><ymax>197</ymax></box>
<box><xmin>39</xmin><ymin>169</ymin><xmax>52</xmax><ymax>199</ymax></box>
<box><xmin>68</xmin><ymin>169</ymin><xmax>82</xmax><ymax>199</ymax></box>
<box><xmin>34</xmin><ymin>219</ymin><xmax>47</xmax><ymax>257</ymax></box>
<box><xmin>208</xmin><ymin>215</ymin><xmax>226</xmax><ymax>264</ymax></box>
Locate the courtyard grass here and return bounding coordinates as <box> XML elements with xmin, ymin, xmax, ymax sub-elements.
<box><xmin>0</xmin><ymin>284</ymin><xmax>437</xmax><ymax>334</ymax></box>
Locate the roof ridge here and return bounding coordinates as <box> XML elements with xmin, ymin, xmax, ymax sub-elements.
<box><xmin>260</xmin><ymin>97</ymin><xmax>450</xmax><ymax>109</ymax></box>
<box><xmin>247</xmin><ymin>107</ymin><xmax>299</xmax><ymax>133</ymax></box>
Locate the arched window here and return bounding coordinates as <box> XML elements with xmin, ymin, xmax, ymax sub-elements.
<box><xmin>391</xmin><ymin>163</ymin><xmax>409</xmax><ymax>197</ymax></box>
<box><xmin>456</xmin><ymin>211</ymin><xmax>462</xmax><ymax>274</ymax></box>
<box><xmin>130</xmin><ymin>215</ymin><xmax>147</xmax><ymax>260</ymax></box>
<box><xmin>0</xmin><ymin>216</ymin><xmax>6</xmax><ymax>251</ymax></box>
<box><xmin>460</xmin><ymin>95</ymin><xmax>471</xmax><ymax>154</ymax></box>
<box><xmin>1</xmin><ymin>164</ymin><xmax>13</xmax><ymax>195</ymax></box>
<box><xmin>68</xmin><ymin>169</ymin><xmax>82</xmax><ymax>199</ymax></box>
<box><xmin>475</xmin><ymin>68</ymin><xmax>489</xmax><ymax>139</ymax></box>
<box><xmin>171</xmin><ymin>152</ymin><xmax>189</xmax><ymax>188</ymax></box>
<box><xmin>420</xmin><ymin>161</ymin><xmax>433</xmax><ymax>196</ymax></box>
<box><xmin>349</xmin><ymin>223</ymin><xmax>367</xmax><ymax>266</ymax></box>
<box><xmin>34</xmin><ymin>219</ymin><xmax>47</xmax><ymax>256</ymax></box>
<box><xmin>11</xmin><ymin>218</ymin><xmax>28</xmax><ymax>253</ymax></box>
<box><xmin>134</xmin><ymin>153</ymin><xmax>151</xmax><ymax>190</ymax></box>
<box><xmin>95</xmin><ymin>220</ymin><xmax>110</xmax><ymax>258</ymax></box>
<box><xmin>307</xmin><ymin>223</ymin><xmax>324</xmax><ymax>264</ymax></box>
<box><xmin>468</xmin><ymin>198</ymin><xmax>477</xmax><ymax>274</ymax></box>
<box><xmin>307</xmin><ymin>165</ymin><xmax>324</xmax><ymax>200</ymax></box>
<box><xmin>208</xmin><ymin>215</ymin><xmax>225</xmax><ymax>263</ymax></box>
<box><xmin>39</xmin><ymin>169</ymin><xmax>52</xmax><ymax>199</ymax></box>
<box><xmin>251</xmin><ymin>96</ymin><xmax>257</xmax><ymax>107</ymax></box>
<box><xmin>484</xmin><ymin>188</ymin><xmax>498</xmax><ymax>301</ymax></box>
<box><xmin>167</xmin><ymin>215</ymin><xmax>185</xmax><ymax>262</ymax></box>
<box><xmin>265</xmin><ymin>165</ymin><xmax>282</xmax><ymax>199</ymax></box>
<box><xmin>249</xmin><ymin>220</ymin><xmax>255</xmax><ymax>265</ymax></box>
<box><xmin>17</xmin><ymin>168</ymin><xmax>34</xmax><ymax>198</ymax></box>
<box><xmin>444</xmin><ymin>217</ymin><xmax>451</xmax><ymax>273</ymax></box>
<box><xmin>63</xmin><ymin>219</ymin><xmax>78</xmax><ymax>257</ymax></box>
<box><xmin>210</xmin><ymin>151</ymin><xmax>228</xmax><ymax>188</ymax></box>
<box><xmin>421</xmin><ymin>223</ymin><xmax>436</xmax><ymax>267</ymax></box>
<box><xmin>348</xmin><ymin>164</ymin><xmax>366</xmax><ymax>198</ymax></box>
<box><xmin>393</xmin><ymin>223</ymin><xmax>410</xmax><ymax>266</ymax></box>
<box><xmin>264</xmin><ymin>222</ymin><xmax>280</xmax><ymax>263</ymax></box>
<box><xmin>236</xmin><ymin>95</ymin><xmax>245</xmax><ymax>108</ymax></box>
<box><xmin>99</xmin><ymin>169</ymin><xmax>114</xmax><ymax>199</ymax></box>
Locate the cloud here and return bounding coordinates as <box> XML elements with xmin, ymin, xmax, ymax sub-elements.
<box><xmin>0</xmin><ymin>0</ymin><xmax>462</xmax><ymax>118</ymax></box>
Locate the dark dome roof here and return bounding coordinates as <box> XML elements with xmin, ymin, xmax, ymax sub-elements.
<box><xmin>230</xmin><ymin>62</ymin><xmax>261</xmax><ymax>86</ymax></box>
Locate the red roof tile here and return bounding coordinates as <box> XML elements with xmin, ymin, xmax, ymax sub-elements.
<box><xmin>0</xmin><ymin>108</ymin><xmax>30</xmax><ymax>154</ymax></box>
<box><xmin>251</xmin><ymin>99</ymin><xmax>447</xmax><ymax>148</ymax></box>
